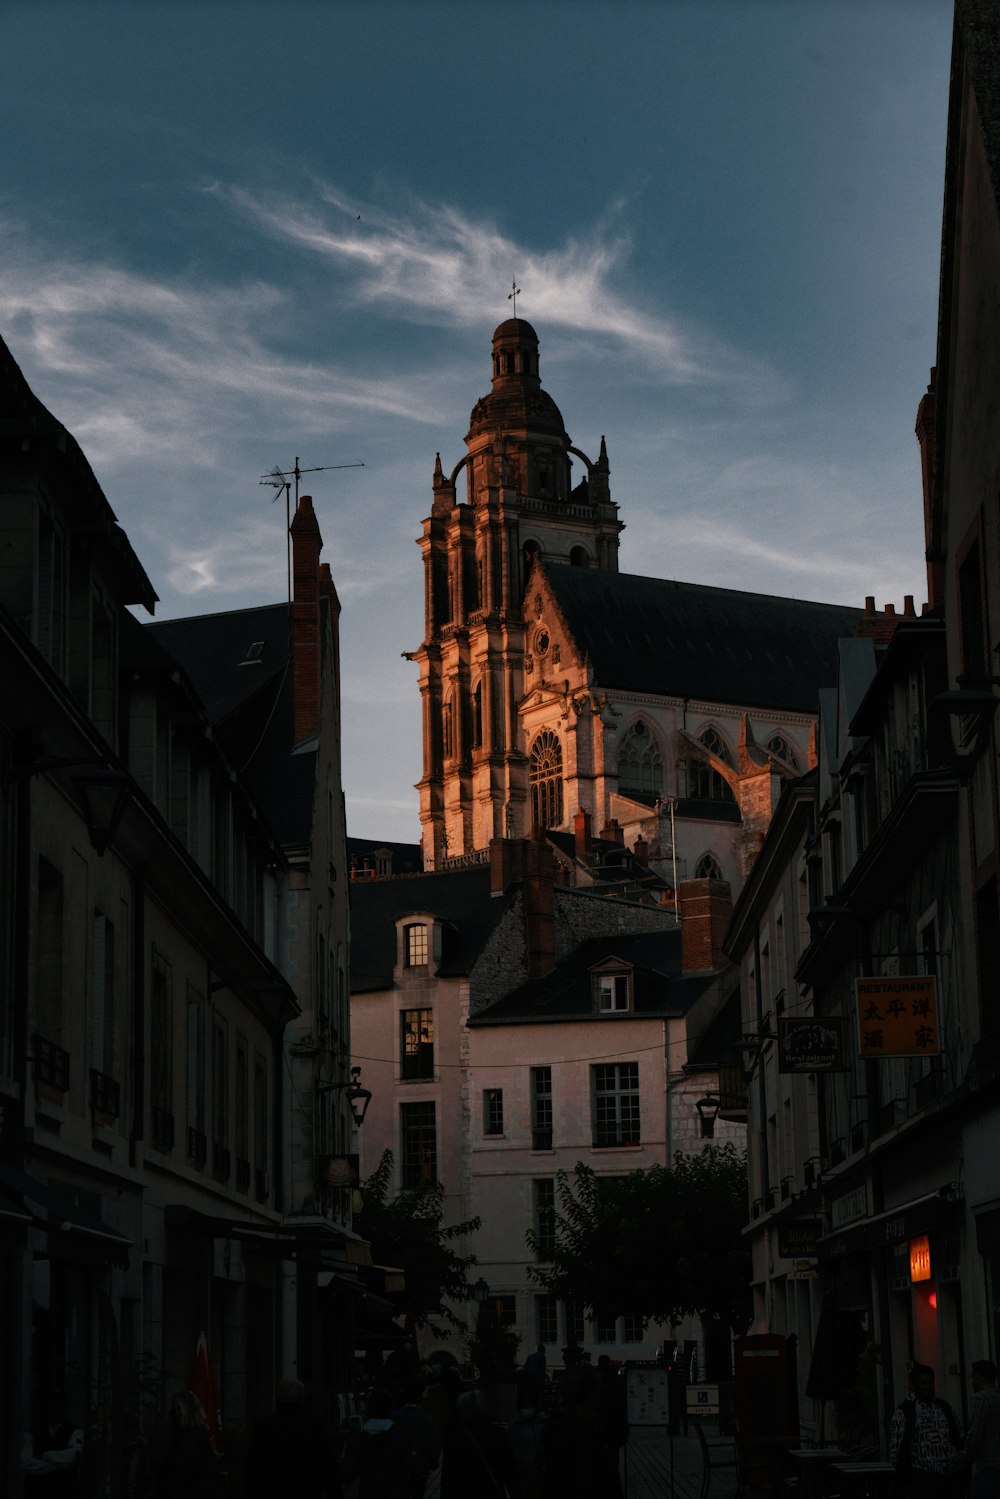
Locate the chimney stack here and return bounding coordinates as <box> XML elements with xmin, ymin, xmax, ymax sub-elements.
<box><xmin>678</xmin><ymin>878</ymin><xmax>733</xmax><ymax>973</ymax></box>
<box><xmin>574</xmin><ymin>807</ymin><xmax>592</xmax><ymax>864</ymax></box>
<box><xmin>290</xmin><ymin>495</ymin><xmax>323</xmax><ymax>744</ymax></box>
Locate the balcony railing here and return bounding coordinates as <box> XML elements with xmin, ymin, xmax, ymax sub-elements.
<box><xmin>32</xmin><ymin>1035</ymin><xmax>69</xmax><ymax>1092</ymax></box>
<box><xmin>212</xmin><ymin>1144</ymin><xmax>231</xmax><ymax>1182</ymax></box>
<box><xmin>875</xmin><ymin>1097</ymin><xmax>906</xmax><ymax>1137</ymax></box>
<box><xmin>151</xmin><ymin>1107</ymin><xmax>175</xmax><ymax>1152</ymax></box>
<box><xmin>187</xmin><ymin>1127</ymin><xmax>207</xmax><ymax>1169</ymax></box>
<box><xmin>90</xmin><ymin>1069</ymin><xmax>121</xmax><ymax>1120</ymax></box>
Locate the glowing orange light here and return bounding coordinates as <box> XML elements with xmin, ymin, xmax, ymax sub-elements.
<box><xmin>929</xmin><ymin>1291</ymin><xmax>938</xmax><ymax>1310</ymax></box>
<box><xmin>910</xmin><ymin>1234</ymin><xmax>932</xmax><ymax>1283</ymax></box>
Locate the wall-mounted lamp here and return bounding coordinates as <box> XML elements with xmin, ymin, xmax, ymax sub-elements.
<box><xmin>736</xmin><ymin>1032</ymin><xmax>765</xmax><ymax>1081</ymax></box>
<box><xmin>319</xmin><ymin>1065</ymin><xmax>373</xmax><ymax>1127</ymax></box>
<box><xmin>12</xmin><ymin>754</ymin><xmax>133</xmax><ymax>857</ymax></box>
<box><xmin>695</xmin><ymin>1093</ymin><xmax>721</xmax><ymax>1138</ymax></box>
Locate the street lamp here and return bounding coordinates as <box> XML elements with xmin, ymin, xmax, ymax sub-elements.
<box><xmin>695</xmin><ymin>1093</ymin><xmax>721</xmax><ymax>1138</ymax></box>
<box><xmin>319</xmin><ymin>1066</ymin><xmax>373</xmax><ymax>1127</ymax></box>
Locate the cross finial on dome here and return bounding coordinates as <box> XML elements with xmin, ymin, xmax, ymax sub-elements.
<box><xmin>507</xmin><ymin>278</ymin><xmax>521</xmax><ymax>317</ymax></box>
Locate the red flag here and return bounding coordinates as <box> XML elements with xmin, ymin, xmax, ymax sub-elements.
<box><xmin>189</xmin><ymin>1331</ymin><xmax>224</xmax><ymax>1454</ymax></box>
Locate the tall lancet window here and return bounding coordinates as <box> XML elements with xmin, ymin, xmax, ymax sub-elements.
<box><xmin>530</xmin><ymin>731</ymin><xmax>564</xmax><ymax>830</ymax></box>
<box><xmin>618</xmin><ymin>721</ymin><xmax>663</xmax><ymax>801</ymax></box>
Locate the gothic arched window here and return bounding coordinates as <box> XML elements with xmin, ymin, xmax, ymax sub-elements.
<box><xmin>570</xmin><ymin>545</ymin><xmax>589</xmax><ymax>567</ymax></box>
<box><xmin>530</xmin><ymin>731</ymin><xmax>564</xmax><ymax>830</ymax></box>
<box><xmin>766</xmin><ymin>733</ymin><xmax>799</xmax><ymax>771</ymax></box>
<box><xmin>618</xmin><ymin>720</ymin><xmax>663</xmax><ymax>800</ymax></box>
<box><xmin>442</xmin><ymin>695</ymin><xmax>455</xmax><ymax>761</ymax></box>
<box><xmin>695</xmin><ymin>853</ymin><xmax>724</xmax><ymax>881</ymax></box>
<box><xmin>686</xmin><ymin>727</ymin><xmax>735</xmax><ymax>802</ymax></box>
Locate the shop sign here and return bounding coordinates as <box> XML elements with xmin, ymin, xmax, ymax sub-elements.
<box><xmin>832</xmin><ymin>1186</ymin><xmax>868</xmax><ymax>1228</ymax></box>
<box><xmin>778</xmin><ymin>1017</ymin><xmax>847</xmax><ymax>1073</ymax></box>
<box><xmin>910</xmin><ymin>1234</ymin><xmax>932</xmax><ymax>1283</ymax></box>
<box><xmin>777</xmin><ymin>1221</ymin><xmax>823</xmax><ymax>1258</ymax></box>
<box><xmin>856</xmin><ymin>976</ymin><xmax>940</xmax><ymax>1058</ymax></box>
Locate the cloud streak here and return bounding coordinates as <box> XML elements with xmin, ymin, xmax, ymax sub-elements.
<box><xmin>228</xmin><ymin>182</ymin><xmax>783</xmax><ymax>396</ymax></box>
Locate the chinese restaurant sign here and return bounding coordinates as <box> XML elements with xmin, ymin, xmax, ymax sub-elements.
<box><xmin>856</xmin><ymin>977</ymin><xmax>940</xmax><ymax>1058</ymax></box>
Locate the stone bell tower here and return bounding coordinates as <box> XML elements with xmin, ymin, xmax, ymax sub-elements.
<box><xmin>412</xmin><ymin>318</ymin><xmax>622</xmax><ymax>869</ymax></box>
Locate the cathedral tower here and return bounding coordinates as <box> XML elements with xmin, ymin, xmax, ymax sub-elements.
<box><xmin>414</xmin><ymin>318</ymin><xmax>621</xmax><ymax>869</ymax></box>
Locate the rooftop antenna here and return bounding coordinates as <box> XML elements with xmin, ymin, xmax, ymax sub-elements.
<box><xmin>260</xmin><ymin>457</ymin><xmax>365</xmax><ymax>603</ymax></box>
<box><xmin>507</xmin><ymin>278</ymin><xmax>521</xmax><ymax>317</ymax></box>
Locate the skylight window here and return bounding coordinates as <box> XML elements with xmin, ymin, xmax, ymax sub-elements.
<box><xmin>240</xmin><ymin>641</ymin><xmax>265</xmax><ymax>666</ymax></box>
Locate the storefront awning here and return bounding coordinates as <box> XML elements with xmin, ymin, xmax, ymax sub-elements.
<box><xmin>0</xmin><ymin>1164</ymin><xmax>132</xmax><ymax>1265</ymax></box>
<box><xmin>816</xmin><ymin>1185</ymin><xmax>961</xmax><ymax>1262</ymax></box>
<box><xmin>165</xmin><ymin>1206</ymin><xmax>372</xmax><ymax>1267</ymax></box>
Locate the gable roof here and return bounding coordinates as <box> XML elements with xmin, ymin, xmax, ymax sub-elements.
<box><xmin>350</xmin><ymin>866</ymin><xmax>508</xmax><ymax>992</ymax></box>
<box><xmin>543</xmin><ymin>565</ymin><xmax>860</xmax><ymax>713</ymax></box>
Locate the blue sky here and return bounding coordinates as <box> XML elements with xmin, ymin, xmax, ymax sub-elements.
<box><xmin>2</xmin><ymin>0</ymin><xmax>952</xmax><ymax>842</ymax></box>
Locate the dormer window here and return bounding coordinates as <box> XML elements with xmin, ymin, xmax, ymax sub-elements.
<box><xmin>405</xmin><ymin>923</ymin><xmax>428</xmax><ymax>966</ymax></box>
<box><xmin>240</xmin><ymin>641</ymin><xmax>265</xmax><ymax>666</ymax></box>
<box><xmin>595</xmin><ymin>970</ymin><xmax>632</xmax><ymax>1013</ymax></box>
<box><xmin>403</xmin><ymin>919</ymin><xmax>442</xmax><ymax>969</ymax></box>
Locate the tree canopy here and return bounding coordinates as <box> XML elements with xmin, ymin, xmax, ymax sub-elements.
<box><xmin>354</xmin><ymin>1150</ymin><xmax>482</xmax><ymax>1336</ymax></box>
<box><xmin>526</xmin><ymin>1144</ymin><xmax>751</xmax><ymax>1333</ymax></box>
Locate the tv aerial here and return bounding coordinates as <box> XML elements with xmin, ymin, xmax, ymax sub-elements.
<box><xmin>260</xmin><ymin>456</ymin><xmax>365</xmax><ymax>601</ymax></box>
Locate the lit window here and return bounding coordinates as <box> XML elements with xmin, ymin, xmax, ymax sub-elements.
<box><xmin>405</xmin><ymin>923</ymin><xmax>428</xmax><ymax>967</ymax></box>
<box><xmin>400</xmin><ymin>1101</ymin><xmax>437</xmax><ymax>1189</ymax></box>
<box><xmin>592</xmin><ymin>1062</ymin><xmax>640</xmax><ymax>1147</ymax></box>
<box><xmin>484</xmin><ymin>1088</ymin><xmax>504</xmax><ymax>1136</ymax></box>
<box><xmin>596</xmin><ymin>973</ymin><xmax>632</xmax><ymax>1012</ymax></box>
<box><xmin>401</xmin><ymin>1009</ymin><xmax>434</xmax><ymax>1079</ymax></box>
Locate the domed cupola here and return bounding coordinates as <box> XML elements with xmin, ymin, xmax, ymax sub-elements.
<box><xmin>467</xmin><ymin>318</ymin><xmax>567</xmax><ymax>443</ymax></box>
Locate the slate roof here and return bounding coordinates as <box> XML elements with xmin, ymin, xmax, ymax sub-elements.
<box><xmin>146</xmin><ymin>602</ymin><xmax>318</xmax><ymax>847</ymax></box>
<box><xmin>347</xmin><ymin>836</ymin><xmax>423</xmax><ymax>877</ymax></box>
<box><xmin>474</xmin><ymin>929</ymin><xmax>717</xmax><ymax>1026</ymax></box>
<box><xmin>350</xmin><ymin>866</ymin><xmax>508</xmax><ymax>993</ymax></box>
<box><xmin>544</xmin><ymin>566</ymin><xmax>860</xmax><ymax>713</ymax></box>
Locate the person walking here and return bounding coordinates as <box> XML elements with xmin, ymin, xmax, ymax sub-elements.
<box><xmin>392</xmin><ymin>1382</ymin><xmax>441</xmax><ymax>1499</ymax></box>
<box><xmin>963</xmin><ymin>1359</ymin><xmax>1000</xmax><ymax>1498</ymax></box>
<box><xmin>245</xmin><ymin>1378</ymin><xmax>341</xmax><ymax>1499</ymax></box>
<box><xmin>542</xmin><ymin>1366</ymin><xmax>623</xmax><ymax>1499</ymax></box>
<box><xmin>441</xmin><ymin>1390</ymin><xmax>519</xmax><ymax>1499</ymax></box>
<box><xmin>154</xmin><ymin>1391</ymin><xmax>220</xmax><ymax>1499</ymax></box>
<box><xmin>342</xmin><ymin>1387</ymin><xmax>411</xmax><ymax>1499</ymax></box>
<box><xmin>889</xmin><ymin>1363</ymin><xmax>963</xmax><ymax>1498</ymax></box>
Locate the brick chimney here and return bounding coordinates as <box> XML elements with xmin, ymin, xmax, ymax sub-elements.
<box><xmin>574</xmin><ymin>807</ymin><xmax>592</xmax><ymax>864</ymax></box>
<box><xmin>678</xmin><ymin>878</ymin><xmax>733</xmax><ymax>973</ymax></box>
<box><xmin>856</xmin><ymin>597</ymin><xmax>908</xmax><ymax>647</ymax></box>
<box><xmin>290</xmin><ymin>495</ymin><xmax>323</xmax><ymax>744</ymax></box>
<box><xmin>490</xmin><ymin>837</ymin><xmax>527</xmax><ymax>896</ymax></box>
<box><xmin>633</xmin><ymin>835</ymin><xmax>649</xmax><ymax>868</ymax></box>
<box><xmin>599</xmin><ymin>817</ymin><xmax>624</xmax><ymax>845</ymax></box>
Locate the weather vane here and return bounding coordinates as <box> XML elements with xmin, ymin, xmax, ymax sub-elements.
<box><xmin>508</xmin><ymin>279</ymin><xmax>521</xmax><ymax>317</ymax></box>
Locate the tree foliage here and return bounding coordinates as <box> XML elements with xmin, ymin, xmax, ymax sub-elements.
<box><xmin>527</xmin><ymin>1144</ymin><xmax>751</xmax><ymax>1333</ymax></box>
<box><xmin>354</xmin><ymin>1150</ymin><xmax>482</xmax><ymax>1336</ymax></box>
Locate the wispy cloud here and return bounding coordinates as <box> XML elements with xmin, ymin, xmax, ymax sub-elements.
<box><xmin>227</xmin><ymin>182</ymin><xmax>781</xmax><ymax>394</ymax></box>
<box><xmin>0</xmin><ymin>219</ymin><xmax>439</xmax><ymax>479</ymax></box>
